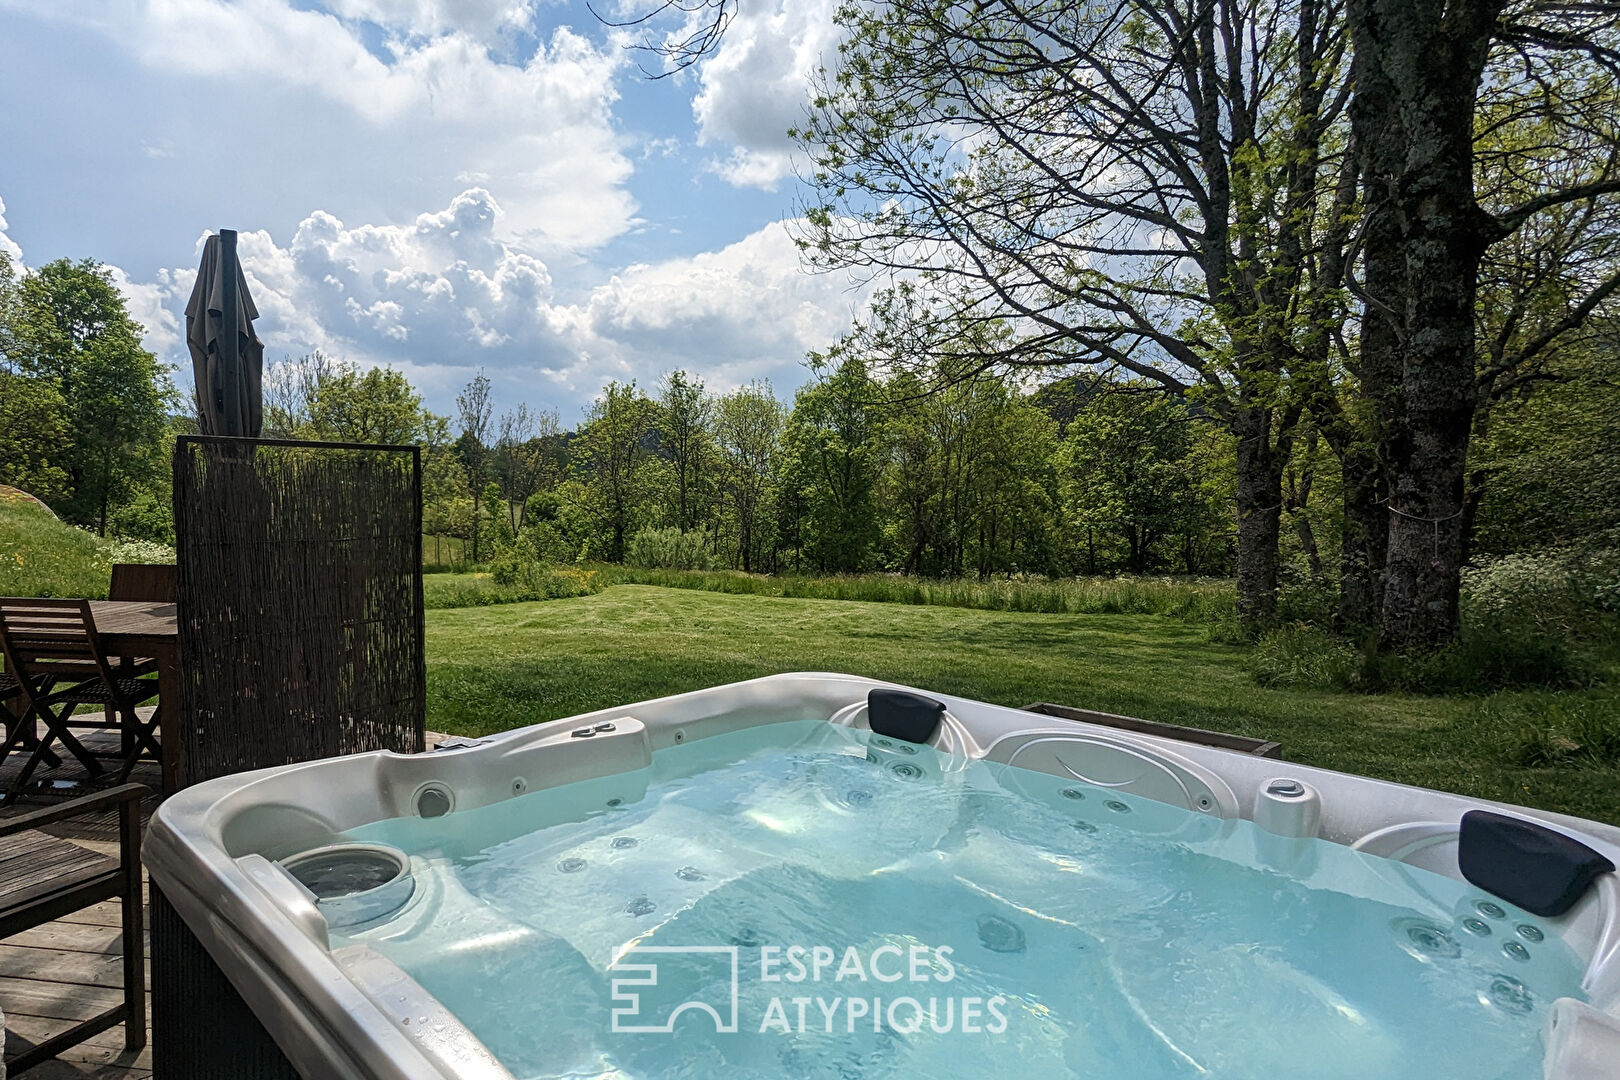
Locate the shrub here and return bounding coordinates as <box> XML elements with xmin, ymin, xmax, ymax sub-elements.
<box><xmin>516</xmin><ymin>520</ymin><xmax>577</xmax><ymax>565</ymax></box>
<box><xmin>486</xmin><ymin>553</ymin><xmax>529</xmax><ymax>586</ymax></box>
<box><xmin>1276</xmin><ymin>578</ymin><xmax>1338</xmax><ymax>627</ymax></box>
<box><xmin>1250</xmin><ymin>617</ymin><xmax>1598</xmax><ymax>694</ymax></box>
<box><xmin>107</xmin><ymin>488</ymin><xmax>176</xmax><ymax>545</ymax></box>
<box><xmin>424</xmin><ymin>564</ymin><xmax>602</xmax><ymax>608</ymax></box>
<box><xmin>110</xmin><ymin>538</ymin><xmax>175</xmax><ymax>564</ymax></box>
<box><xmin>1462</xmin><ymin>548</ymin><xmax>1620</xmax><ymax>639</ymax></box>
<box><xmin>1249</xmin><ymin>626</ymin><xmax>1360</xmax><ymax>689</ymax></box>
<box><xmin>625</xmin><ymin>527</ymin><xmax>716</xmax><ymax>571</ymax></box>
<box><xmin>1473</xmin><ymin>694</ymin><xmax>1620</xmax><ymax>768</ymax></box>
<box><xmin>1359</xmin><ymin>619</ymin><xmax>1595</xmax><ymax>694</ymax></box>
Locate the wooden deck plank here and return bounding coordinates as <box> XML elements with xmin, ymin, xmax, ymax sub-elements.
<box><xmin>2</xmin><ymin>730</ymin><xmax>154</xmax><ymax>1076</ymax></box>
<box><xmin>7</xmin><ymin>922</ymin><xmax>144</xmax><ymax>955</ymax></box>
<box><xmin>0</xmin><ymin>944</ymin><xmax>148</xmax><ymax>990</ymax></box>
<box><xmin>6</xmin><ymin>1014</ymin><xmax>151</xmax><ymax>1066</ymax></box>
<box><xmin>11</xmin><ymin>1059</ymin><xmax>151</xmax><ymax>1080</ymax></box>
<box><xmin>46</xmin><ymin>903</ymin><xmax>127</xmax><ymax>930</ymax></box>
<box><xmin>0</xmin><ymin>974</ymin><xmax>122</xmax><ymax>1021</ymax></box>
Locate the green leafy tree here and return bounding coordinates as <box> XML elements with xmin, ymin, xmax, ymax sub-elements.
<box><xmin>309</xmin><ymin>366</ymin><xmax>432</xmax><ymax>443</ymax></box>
<box><xmin>713</xmin><ymin>381</ymin><xmax>783</xmax><ymax>572</ymax></box>
<box><xmin>577</xmin><ymin>381</ymin><xmax>660</xmax><ymax>561</ymax></box>
<box><xmin>0</xmin><ymin>251</ymin><xmax>19</xmax><ymax>366</ymax></box>
<box><xmin>265</xmin><ymin>352</ymin><xmax>440</xmax><ymax>444</ymax></box>
<box><xmin>455</xmin><ymin>372</ymin><xmax>494</xmax><ymax>560</ymax></box>
<box><xmin>480</xmin><ymin>480</ymin><xmax>515</xmax><ymax>553</ymax></box>
<box><xmin>6</xmin><ymin>258</ymin><xmax>174</xmax><ymax>532</ymax></box>
<box><xmin>0</xmin><ymin>254</ymin><xmax>72</xmax><ymax>502</ymax></box>
<box><xmin>0</xmin><ymin>370</ymin><xmax>72</xmax><ymax>502</ymax></box>
<box><xmin>493</xmin><ymin>404</ymin><xmax>563</xmax><ymax>533</ymax></box>
<box><xmin>779</xmin><ymin>358</ymin><xmax>881</xmax><ymax>573</ymax></box>
<box><xmin>876</xmin><ymin>372</ymin><xmax>1057</xmax><ymax>578</ymax></box>
<box><xmin>1471</xmin><ymin>344</ymin><xmax>1620</xmax><ymax>555</ymax></box>
<box><xmin>1054</xmin><ymin>390</ymin><xmax>1214</xmax><ymax>573</ymax></box>
<box><xmin>966</xmin><ymin>390</ymin><xmax>1060</xmax><ymax>578</ymax></box>
<box><xmin>658</xmin><ymin>370</ymin><xmax>715</xmax><ymax>533</ymax></box>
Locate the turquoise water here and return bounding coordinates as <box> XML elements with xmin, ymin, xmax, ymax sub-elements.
<box><xmin>339</xmin><ymin>721</ymin><xmax>1585</xmax><ymax>1079</ymax></box>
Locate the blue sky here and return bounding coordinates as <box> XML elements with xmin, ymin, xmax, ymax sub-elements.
<box><xmin>0</xmin><ymin>0</ymin><xmax>865</xmax><ymax>418</ymax></box>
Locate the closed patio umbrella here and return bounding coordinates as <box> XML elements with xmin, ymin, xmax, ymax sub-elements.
<box><xmin>185</xmin><ymin>229</ymin><xmax>263</xmax><ymax>437</ymax></box>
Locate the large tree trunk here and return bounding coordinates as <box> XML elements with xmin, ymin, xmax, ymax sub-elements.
<box><xmin>1349</xmin><ymin>0</ymin><xmax>1501</xmax><ymax>650</ymax></box>
<box><xmin>1378</xmin><ymin>103</ymin><xmax>1484</xmax><ymax>648</ymax></box>
<box><xmin>1335</xmin><ymin>440</ymin><xmax>1387</xmax><ymax>629</ymax></box>
<box><xmin>1233</xmin><ymin>403</ymin><xmax>1285</xmax><ymax>625</ymax></box>
<box><xmin>1284</xmin><ymin>429</ymin><xmax>1324</xmax><ymax>577</ymax></box>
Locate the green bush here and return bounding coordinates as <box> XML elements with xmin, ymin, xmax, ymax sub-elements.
<box><xmin>1473</xmin><ymin>693</ymin><xmax>1620</xmax><ymax>768</ymax></box>
<box><xmin>625</xmin><ymin>527</ymin><xmax>716</xmax><ymax>571</ymax></box>
<box><xmin>1251</xmin><ymin>617</ymin><xmax>1599</xmax><ymax>694</ymax></box>
<box><xmin>516</xmin><ymin>520</ymin><xmax>577</xmax><ymax>565</ymax></box>
<box><xmin>110</xmin><ymin>538</ymin><xmax>175</xmax><ymax>565</ymax></box>
<box><xmin>1249</xmin><ymin>626</ymin><xmax>1360</xmax><ymax>689</ymax></box>
<box><xmin>1276</xmin><ymin>578</ymin><xmax>1338</xmax><ymax>626</ymax></box>
<box><xmin>1359</xmin><ymin>619</ymin><xmax>1595</xmax><ymax>694</ymax></box>
<box><xmin>423</xmin><ymin>564</ymin><xmax>603</xmax><ymax>609</ymax></box>
<box><xmin>106</xmin><ymin>487</ymin><xmax>175</xmax><ymax>545</ymax></box>
<box><xmin>1462</xmin><ymin>548</ymin><xmax>1620</xmax><ymax>639</ymax></box>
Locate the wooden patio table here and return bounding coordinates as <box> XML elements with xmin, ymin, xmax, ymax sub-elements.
<box><xmin>1</xmin><ymin>600</ymin><xmax>179</xmax><ymax>796</ymax></box>
<box><xmin>89</xmin><ymin>601</ymin><xmax>179</xmax><ymax>795</ymax></box>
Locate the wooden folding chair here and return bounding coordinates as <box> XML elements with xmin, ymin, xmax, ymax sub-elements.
<box><xmin>102</xmin><ymin>564</ymin><xmax>177</xmax><ymax>732</ymax></box>
<box><xmin>0</xmin><ymin>783</ymin><xmax>147</xmax><ymax>1073</ymax></box>
<box><xmin>2</xmin><ymin>628</ymin><xmax>65</xmax><ymax>776</ymax></box>
<box><xmin>3</xmin><ymin>667</ymin><xmax>64</xmax><ymax>773</ymax></box>
<box><xmin>0</xmin><ymin>599</ymin><xmax>160</xmax><ymax>806</ymax></box>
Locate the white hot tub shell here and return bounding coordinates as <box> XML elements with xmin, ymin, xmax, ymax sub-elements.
<box><xmin>143</xmin><ymin>673</ymin><xmax>1620</xmax><ymax>1080</ymax></box>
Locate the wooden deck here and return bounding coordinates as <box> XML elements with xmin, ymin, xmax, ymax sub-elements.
<box><xmin>0</xmin><ymin>720</ymin><xmax>449</xmax><ymax>1078</ymax></box>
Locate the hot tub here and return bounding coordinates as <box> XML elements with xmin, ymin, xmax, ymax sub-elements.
<box><xmin>144</xmin><ymin>673</ymin><xmax>1620</xmax><ymax>1079</ymax></box>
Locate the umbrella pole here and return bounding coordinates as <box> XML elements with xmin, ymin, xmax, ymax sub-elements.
<box><xmin>219</xmin><ymin>229</ymin><xmax>242</xmax><ymax>437</ymax></box>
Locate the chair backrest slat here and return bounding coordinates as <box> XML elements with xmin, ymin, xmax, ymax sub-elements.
<box><xmin>0</xmin><ymin>598</ymin><xmax>108</xmax><ymax>682</ymax></box>
<box><xmin>109</xmin><ymin>564</ymin><xmax>177</xmax><ymax>604</ymax></box>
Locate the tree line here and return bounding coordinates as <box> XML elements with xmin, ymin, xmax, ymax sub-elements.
<box><xmin>249</xmin><ymin>350</ymin><xmax>1608</xmax><ymax>618</ymax></box>
<box><xmin>6</xmin><ymin>0</ymin><xmax>1618</xmax><ymax>654</ymax></box>
<box><xmin>1</xmin><ymin>249</ymin><xmax>1612</xmax><ymax>638</ymax></box>
<box><xmin>257</xmin><ymin>355</ymin><xmax>1232</xmax><ymax>580</ymax></box>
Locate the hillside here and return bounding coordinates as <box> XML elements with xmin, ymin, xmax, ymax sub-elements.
<box><xmin>0</xmin><ymin>489</ymin><xmax>115</xmax><ymax>598</ymax></box>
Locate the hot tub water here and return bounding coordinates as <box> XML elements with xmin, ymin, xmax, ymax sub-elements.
<box><xmin>330</xmin><ymin>720</ymin><xmax>1584</xmax><ymax>1080</ymax></box>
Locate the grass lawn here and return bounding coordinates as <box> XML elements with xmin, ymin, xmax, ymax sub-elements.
<box><xmin>426</xmin><ymin>584</ymin><xmax>1620</xmax><ymax>826</ymax></box>
<box><xmin>0</xmin><ymin>495</ymin><xmax>113</xmax><ymax>598</ymax></box>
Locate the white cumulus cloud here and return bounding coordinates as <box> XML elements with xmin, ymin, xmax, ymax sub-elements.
<box><xmin>0</xmin><ymin>0</ymin><xmax>635</xmax><ymax>252</ymax></box>
<box><xmin>557</xmin><ymin>218</ymin><xmax>869</xmax><ymax>395</ymax></box>
<box><xmin>321</xmin><ymin>0</ymin><xmax>536</xmax><ymax>40</ymax></box>
<box><xmin>691</xmin><ymin>0</ymin><xmax>842</xmax><ymax>190</ymax></box>
<box><xmin>0</xmin><ymin>196</ymin><xmax>23</xmax><ymax>264</ymax></box>
<box><xmin>107</xmin><ymin>191</ymin><xmax>865</xmax><ymax>416</ymax></box>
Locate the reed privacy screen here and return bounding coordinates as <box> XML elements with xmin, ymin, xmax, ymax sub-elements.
<box><xmin>171</xmin><ymin>436</ymin><xmax>425</xmax><ymax>788</ymax></box>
